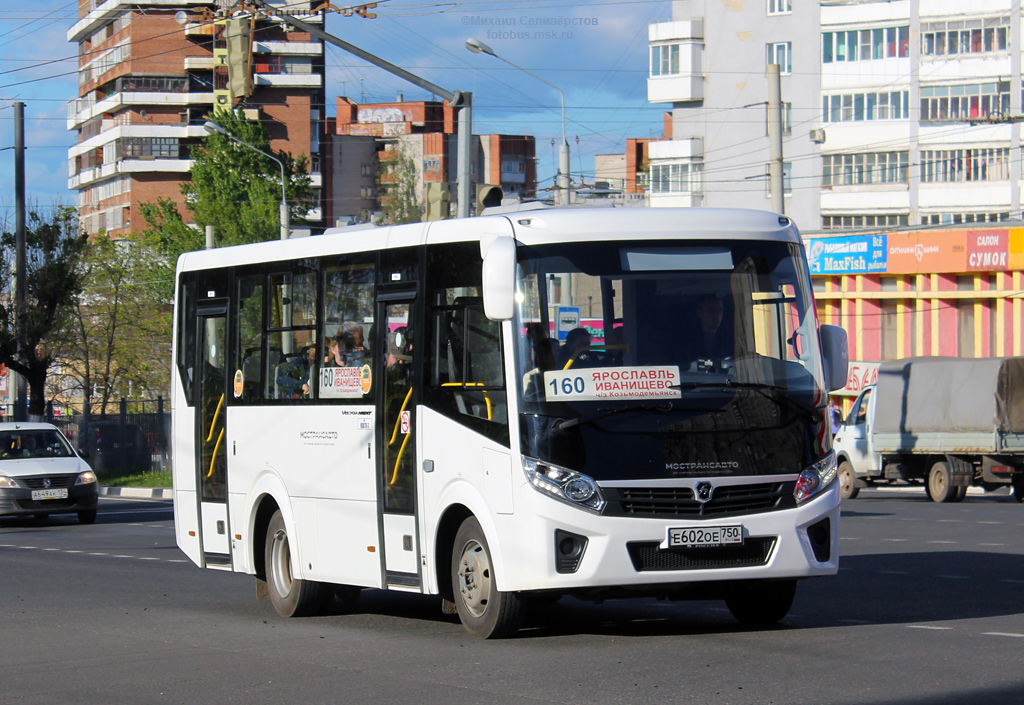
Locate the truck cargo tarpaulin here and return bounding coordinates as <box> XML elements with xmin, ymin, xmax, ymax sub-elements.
<box><xmin>874</xmin><ymin>357</ymin><xmax>1024</xmax><ymax>437</ymax></box>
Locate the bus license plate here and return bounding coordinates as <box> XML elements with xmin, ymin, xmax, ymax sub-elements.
<box><xmin>668</xmin><ymin>525</ymin><xmax>743</xmax><ymax>548</ymax></box>
<box><xmin>31</xmin><ymin>488</ymin><xmax>68</xmax><ymax>501</ymax></box>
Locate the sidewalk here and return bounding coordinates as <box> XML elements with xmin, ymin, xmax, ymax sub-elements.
<box><xmin>99</xmin><ymin>486</ymin><xmax>173</xmax><ymax>500</ymax></box>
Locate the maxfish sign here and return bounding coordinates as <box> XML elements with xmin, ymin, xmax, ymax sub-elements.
<box><xmin>543</xmin><ymin>366</ymin><xmax>681</xmax><ymax>401</ymax></box>
<box><xmin>806</xmin><ymin>234</ymin><xmax>887</xmax><ymax>274</ymax></box>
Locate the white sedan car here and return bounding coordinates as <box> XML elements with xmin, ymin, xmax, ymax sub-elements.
<box><xmin>0</xmin><ymin>422</ymin><xmax>99</xmax><ymax>524</ymax></box>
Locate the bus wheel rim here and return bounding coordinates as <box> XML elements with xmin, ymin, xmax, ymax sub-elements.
<box><xmin>271</xmin><ymin>530</ymin><xmax>293</xmax><ymax>597</ymax></box>
<box><xmin>457</xmin><ymin>539</ymin><xmax>490</xmax><ymax>618</ymax></box>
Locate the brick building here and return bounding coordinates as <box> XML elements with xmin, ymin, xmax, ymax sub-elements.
<box><xmin>67</xmin><ymin>0</ymin><xmax>325</xmax><ymax>237</ymax></box>
<box><xmin>328</xmin><ymin>97</ymin><xmax>536</xmax><ymax>224</ymax></box>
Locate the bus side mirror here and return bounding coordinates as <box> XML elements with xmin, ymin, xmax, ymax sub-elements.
<box><xmin>482</xmin><ymin>236</ymin><xmax>516</xmax><ymax>321</ymax></box>
<box><xmin>819</xmin><ymin>324</ymin><xmax>848</xmax><ymax>392</ymax></box>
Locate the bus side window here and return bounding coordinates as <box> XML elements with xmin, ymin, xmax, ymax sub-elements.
<box><xmin>235</xmin><ymin>273</ymin><xmax>263</xmax><ymax>403</ymax></box>
<box><xmin>319</xmin><ymin>259</ymin><xmax>375</xmax><ymax>402</ymax></box>
<box><xmin>424</xmin><ymin>243</ymin><xmax>509</xmax><ymax>445</ymax></box>
<box><xmin>263</xmin><ymin>268</ymin><xmax>318</xmax><ymax>402</ymax></box>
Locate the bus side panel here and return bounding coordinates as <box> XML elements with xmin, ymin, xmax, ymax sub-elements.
<box><xmin>315</xmin><ymin>499</ymin><xmax>382</xmax><ymax>587</ymax></box>
<box><xmin>418</xmin><ymin>407</ymin><xmax>520</xmax><ymax>596</ymax></box>
<box><xmin>230</xmin><ymin>405</ymin><xmax>377</xmax><ymax>583</ymax></box>
<box><xmin>172</xmin><ymin>392</ymin><xmax>201</xmax><ymax>566</ymax></box>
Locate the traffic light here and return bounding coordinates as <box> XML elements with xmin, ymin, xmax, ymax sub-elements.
<box><xmin>225</xmin><ymin>17</ymin><xmax>251</xmax><ymax>99</ymax></box>
<box><xmin>476</xmin><ymin>184</ymin><xmax>503</xmax><ymax>215</ymax></box>
<box><xmin>424</xmin><ymin>182</ymin><xmax>450</xmax><ymax>221</ymax></box>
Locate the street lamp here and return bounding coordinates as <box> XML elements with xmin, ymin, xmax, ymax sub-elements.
<box><xmin>465</xmin><ymin>38</ymin><xmax>571</xmax><ymax>206</ymax></box>
<box><xmin>203</xmin><ymin>120</ymin><xmax>290</xmax><ymax>240</ymax></box>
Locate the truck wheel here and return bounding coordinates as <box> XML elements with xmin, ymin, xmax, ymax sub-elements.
<box><xmin>725</xmin><ymin>579</ymin><xmax>796</xmax><ymax>626</ymax></box>
<box><xmin>838</xmin><ymin>461</ymin><xmax>859</xmax><ymax>500</ymax></box>
<box><xmin>951</xmin><ymin>485</ymin><xmax>968</xmax><ymax>503</ymax></box>
<box><xmin>927</xmin><ymin>462</ymin><xmax>958</xmax><ymax>503</ymax></box>
<box><xmin>451</xmin><ymin>516</ymin><xmax>525</xmax><ymax>638</ymax></box>
<box><xmin>264</xmin><ymin>510</ymin><xmax>325</xmax><ymax>617</ymax></box>
<box><xmin>1012</xmin><ymin>477</ymin><xmax>1024</xmax><ymax>503</ymax></box>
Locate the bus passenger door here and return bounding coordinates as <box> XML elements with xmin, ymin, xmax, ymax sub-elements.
<box><xmin>195</xmin><ymin>307</ymin><xmax>231</xmax><ymax>567</ymax></box>
<box><xmin>376</xmin><ymin>295</ymin><xmax>421</xmax><ymax>588</ymax></box>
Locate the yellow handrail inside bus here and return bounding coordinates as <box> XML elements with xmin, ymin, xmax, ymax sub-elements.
<box><xmin>206</xmin><ymin>428</ymin><xmax>225</xmax><ymax>479</ymax></box>
<box><xmin>390</xmin><ymin>431</ymin><xmax>412</xmax><ymax>486</ymax></box>
<box><xmin>441</xmin><ymin>382</ymin><xmax>492</xmax><ymax>420</ymax></box>
<box><xmin>205</xmin><ymin>394</ymin><xmax>225</xmax><ymax>443</ymax></box>
<box><xmin>388</xmin><ymin>387</ymin><xmax>414</xmax><ymax>446</ymax></box>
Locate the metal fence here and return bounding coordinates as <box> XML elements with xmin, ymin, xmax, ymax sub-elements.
<box><xmin>47</xmin><ymin>397</ymin><xmax>171</xmax><ymax>481</ymax></box>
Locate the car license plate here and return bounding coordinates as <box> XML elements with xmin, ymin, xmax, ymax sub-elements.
<box><xmin>31</xmin><ymin>488</ymin><xmax>68</xmax><ymax>501</ymax></box>
<box><xmin>668</xmin><ymin>525</ymin><xmax>743</xmax><ymax>548</ymax></box>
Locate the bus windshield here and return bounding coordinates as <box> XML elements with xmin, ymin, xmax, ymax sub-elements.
<box><xmin>514</xmin><ymin>239</ymin><xmax>830</xmax><ymax>481</ymax></box>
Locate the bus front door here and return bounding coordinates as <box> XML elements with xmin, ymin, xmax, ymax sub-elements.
<box><xmin>195</xmin><ymin>308</ymin><xmax>231</xmax><ymax>567</ymax></box>
<box><xmin>376</xmin><ymin>296</ymin><xmax>421</xmax><ymax>588</ymax></box>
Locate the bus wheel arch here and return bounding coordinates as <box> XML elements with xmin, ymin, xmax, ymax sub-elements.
<box><xmin>252</xmin><ymin>495</ymin><xmax>281</xmax><ymax>582</ymax></box>
<box><xmin>450</xmin><ymin>515</ymin><xmax>526</xmax><ymax>638</ymax></box>
<box><xmin>434</xmin><ymin>504</ymin><xmax>473</xmax><ymax>603</ymax></box>
<box><xmin>264</xmin><ymin>508</ymin><xmax>326</xmax><ymax>617</ymax></box>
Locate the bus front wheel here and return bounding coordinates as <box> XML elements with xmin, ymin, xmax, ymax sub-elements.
<box><xmin>451</xmin><ymin>516</ymin><xmax>525</xmax><ymax>639</ymax></box>
<box><xmin>265</xmin><ymin>510</ymin><xmax>325</xmax><ymax>617</ymax></box>
<box><xmin>724</xmin><ymin>579</ymin><xmax>796</xmax><ymax>626</ymax></box>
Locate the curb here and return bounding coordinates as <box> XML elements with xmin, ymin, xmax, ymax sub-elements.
<box><xmin>99</xmin><ymin>486</ymin><xmax>173</xmax><ymax>500</ymax></box>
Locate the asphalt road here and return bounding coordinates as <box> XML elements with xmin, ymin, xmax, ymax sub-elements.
<box><xmin>2</xmin><ymin>489</ymin><xmax>1023</xmax><ymax>705</ymax></box>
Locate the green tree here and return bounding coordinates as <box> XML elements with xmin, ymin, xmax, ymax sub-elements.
<box><xmin>51</xmin><ymin>236</ymin><xmax>172</xmax><ymax>414</ymax></box>
<box><xmin>141</xmin><ymin>109</ymin><xmax>313</xmax><ymax>286</ymax></box>
<box><xmin>377</xmin><ymin>142</ymin><xmax>422</xmax><ymax>225</ymax></box>
<box><xmin>0</xmin><ymin>207</ymin><xmax>88</xmax><ymax>418</ymax></box>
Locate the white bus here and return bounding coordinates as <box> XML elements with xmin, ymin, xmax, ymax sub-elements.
<box><xmin>172</xmin><ymin>207</ymin><xmax>848</xmax><ymax>638</ymax></box>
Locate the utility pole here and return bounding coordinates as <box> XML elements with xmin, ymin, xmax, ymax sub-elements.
<box><xmin>248</xmin><ymin>0</ymin><xmax>474</xmax><ymax>217</ymax></box>
<box><xmin>767</xmin><ymin>64</ymin><xmax>785</xmax><ymax>215</ymax></box>
<box><xmin>14</xmin><ymin>102</ymin><xmax>27</xmax><ymax>422</ymax></box>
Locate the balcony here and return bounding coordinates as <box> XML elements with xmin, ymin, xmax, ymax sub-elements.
<box><xmin>69</xmin><ymin>158</ymin><xmax>194</xmax><ymax>190</ymax></box>
<box><xmin>253</xmin><ymin>73</ymin><xmax>322</xmax><ymax>88</ymax></box>
<box><xmin>253</xmin><ymin>41</ymin><xmax>323</xmax><ymax>56</ymax></box>
<box><xmin>647</xmin><ymin>19</ymin><xmax>704</xmax><ymax>104</ymax></box>
<box><xmin>69</xmin><ymin>92</ymin><xmax>214</xmax><ymax>129</ymax></box>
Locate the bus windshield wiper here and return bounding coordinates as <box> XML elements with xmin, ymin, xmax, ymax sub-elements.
<box><xmin>670</xmin><ymin>379</ymin><xmax>824</xmax><ymax>423</ymax></box>
<box><xmin>554</xmin><ymin>402</ymin><xmax>675</xmax><ymax>431</ymax></box>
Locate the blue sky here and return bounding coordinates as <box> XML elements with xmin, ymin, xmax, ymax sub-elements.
<box><xmin>0</xmin><ymin>0</ymin><xmax>670</xmax><ymax>225</ymax></box>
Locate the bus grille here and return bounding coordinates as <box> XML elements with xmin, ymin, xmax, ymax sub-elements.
<box><xmin>603</xmin><ymin>482</ymin><xmax>795</xmax><ymax>519</ymax></box>
<box><xmin>626</xmin><ymin>537</ymin><xmax>776</xmax><ymax>572</ymax></box>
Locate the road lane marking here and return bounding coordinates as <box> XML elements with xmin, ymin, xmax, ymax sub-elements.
<box><xmin>983</xmin><ymin>632</ymin><xmax>1024</xmax><ymax>638</ymax></box>
<box><xmin>882</xmin><ymin>538</ymin><xmax>909</xmax><ymax>542</ymax></box>
<box><xmin>980</xmin><ymin>543</ymin><xmax>1006</xmax><ymax>547</ymax></box>
<box><xmin>977</xmin><ymin>521</ymin><xmax>1002</xmax><ymax>525</ymax></box>
<box><xmin>908</xmin><ymin>625</ymin><xmax>952</xmax><ymax>630</ymax></box>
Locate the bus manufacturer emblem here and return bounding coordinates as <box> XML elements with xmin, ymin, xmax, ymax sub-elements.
<box><xmin>694</xmin><ymin>481</ymin><xmax>714</xmax><ymax>503</ymax></box>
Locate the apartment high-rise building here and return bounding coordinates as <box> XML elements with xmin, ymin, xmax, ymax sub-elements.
<box><xmin>647</xmin><ymin>0</ymin><xmax>1020</xmax><ymax>230</ymax></box>
<box><xmin>68</xmin><ymin>0</ymin><xmax>325</xmax><ymax>237</ymax></box>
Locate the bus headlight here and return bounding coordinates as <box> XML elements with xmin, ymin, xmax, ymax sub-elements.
<box><xmin>794</xmin><ymin>450</ymin><xmax>837</xmax><ymax>505</ymax></box>
<box><xmin>522</xmin><ymin>457</ymin><xmax>605</xmax><ymax>513</ymax></box>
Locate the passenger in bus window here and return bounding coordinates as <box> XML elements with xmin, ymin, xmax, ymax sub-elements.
<box><xmin>343</xmin><ymin>321</ymin><xmax>366</xmax><ymax>352</ymax></box>
<box><xmin>324</xmin><ymin>336</ymin><xmax>345</xmax><ymax>368</ymax></box>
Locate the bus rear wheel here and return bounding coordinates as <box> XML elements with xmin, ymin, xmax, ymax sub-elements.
<box><xmin>265</xmin><ymin>510</ymin><xmax>325</xmax><ymax>617</ymax></box>
<box><xmin>451</xmin><ymin>516</ymin><xmax>525</xmax><ymax>639</ymax></box>
<box><xmin>724</xmin><ymin>579</ymin><xmax>796</xmax><ymax>626</ymax></box>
